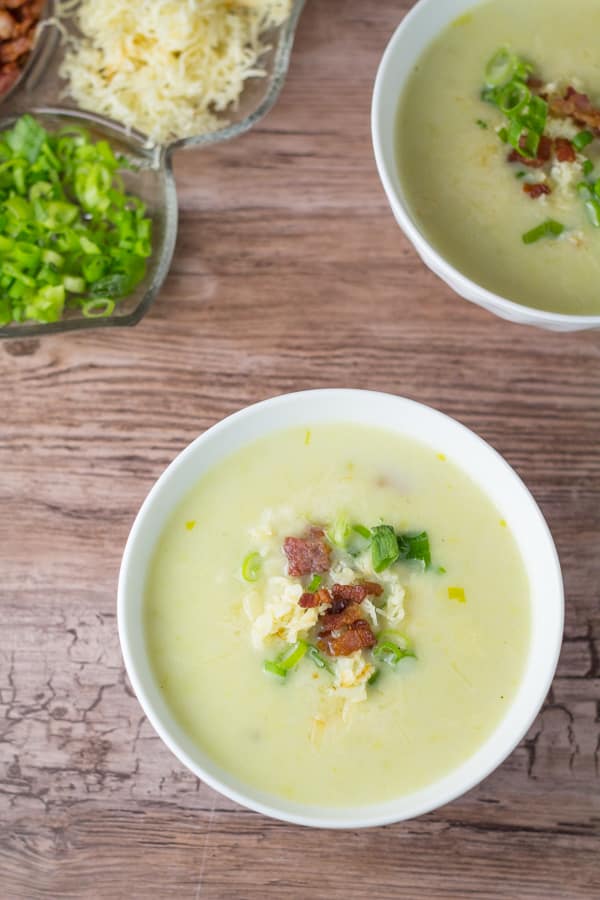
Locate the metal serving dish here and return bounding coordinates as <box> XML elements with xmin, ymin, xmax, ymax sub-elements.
<box><xmin>0</xmin><ymin>0</ymin><xmax>305</xmax><ymax>338</ymax></box>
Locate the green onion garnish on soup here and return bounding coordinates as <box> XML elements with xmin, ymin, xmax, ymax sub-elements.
<box><xmin>371</xmin><ymin>525</ymin><xmax>400</xmax><ymax>572</ymax></box>
<box><xmin>573</xmin><ymin>130</ymin><xmax>594</xmax><ymax>151</ymax></box>
<box><xmin>522</xmin><ymin>220</ymin><xmax>565</xmax><ymax>244</ymax></box>
<box><xmin>242</xmin><ymin>551</ymin><xmax>262</xmax><ymax>582</ymax></box>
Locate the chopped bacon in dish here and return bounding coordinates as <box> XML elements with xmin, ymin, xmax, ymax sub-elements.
<box><xmin>549</xmin><ymin>86</ymin><xmax>600</xmax><ymax>133</ymax></box>
<box><xmin>507</xmin><ymin>135</ymin><xmax>552</xmax><ymax>168</ymax></box>
<box><xmin>523</xmin><ymin>182</ymin><xmax>551</xmax><ymax>199</ymax></box>
<box><xmin>299</xmin><ymin>587</ymin><xmax>332</xmax><ymax>609</ymax></box>
<box><xmin>283</xmin><ymin>527</ymin><xmax>331</xmax><ymax>577</ymax></box>
<box><xmin>554</xmin><ymin>137</ymin><xmax>577</xmax><ymax>163</ymax></box>
<box><xmin>330</xmin><ymin>581</ymin><xmax>383</xmax><ymax>604</ymax></box>
<box><xmin>319</xmin><ymin>620</ymin><xmax>377</xmax><ymax>657</ymax></box>
<box><xmin>0</xmin><ymin>0</ymin><xmax>43</xmax><ymax>94</ymax></box>
<box><xmin>318</xmin><ymin>602</ymin><xmax>364</xmax><ymax>634</ymax></box>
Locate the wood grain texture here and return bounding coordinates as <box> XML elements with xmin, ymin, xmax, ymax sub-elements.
<box><xmin>1</xmin><ymin>1</ymin><xmax>599</xmax><ymax>897</ymax></box>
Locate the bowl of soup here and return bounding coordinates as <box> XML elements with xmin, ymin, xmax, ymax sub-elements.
<box><xmin>118</xmin><ymin>389</ymin><xmax>563</xmax><ymax>827</ymax></box>
<box><xmin>372</xmin><ymin>0</ymin><xmax>600</xmax><ymax>331</ymax></box>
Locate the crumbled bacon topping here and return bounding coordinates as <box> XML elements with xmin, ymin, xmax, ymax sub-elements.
<box><xmin>507</xmin><ymin>135</ymin><xmax>552</xmax><ymax>168</ymax></box>
<box><xmin>283</xmin><ymin>527</ymin><xmax>331</xmax><ymax>577</ymax></box>
<box><xmin>298</xmin><ymin>587</ymin><xmax>332</xmax><ymax>609</ymax></box>
<box><xmin>523</xmin><ymin>182</ymin><xmax>551</xmax><ymax>199</ymax></box>
<box><xmin>319</xmin><ymin>620</ymin><xmax>377</xmax><ymax>657</ymax></box>
<box><xmin>318</xmin><ymin>602</ymin><xmax>364</xmax><ymax>634</ymax></box>
<box><xmin>330</xmin><ymin>581</ymin><xmax>383</xmax><ymax>604</ymax></box>
<box><xmin>0</xmin><ymin>0</ymin><xmax>43</xmax><ymax>93</ymax></box>
<box><xmin>549</xmin><ymin>86</ymin><xmax>600</xmax><ymax>133</ymax></box>
<box><xmin>554</xmin><ymin>137</ymin><xmax>577</xmax><ymax>163</ymax></box>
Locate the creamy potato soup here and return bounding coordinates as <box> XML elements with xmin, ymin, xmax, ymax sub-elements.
<box><xmin>397</xmin><ymin>0</ymin><xmax>600</xmax><ymax>316</ymax></box>
<box><xmin>145</xmin><ymin>425</ymin><xmax>530</xmax><ymax>807</ymax></box>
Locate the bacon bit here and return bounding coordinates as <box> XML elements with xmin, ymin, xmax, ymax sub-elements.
<box><xmin>0</xmin><ymin>0</ymin><xmax>43</xmax><ymax>93</ymax></box>
<box><xmin>361</xmin><ymin>581</ymin><xmax>384</xmax><ymax>597</ymax></box>
<box><xmin>330</xmin><ymin>581</ymin><xmax>384</xmax><ymax>605</ymax></box>
<box><xmin>283</xmin><ymin>527</ymin><xmax>331</xmax><ymax>577</ymax></box>
<box><xmin>527</xmin><ymin>76</ymin><xmax>544</xmax><ymax>93</ymax></box>
<box><xmin>298</xmin><ymin>587</ymin><xmax>332</xmax><ymax>609</ymax></box>
<box><xmin>318</xmin><ymin>603</ymin><xmax>364</xmax><ymax>634</ymax></box>
<box><xmin>523</xmin><ymin>182</ymin><xmax>551</xmax><ymax>199</ymax></box>
<box><xmin>507</xmin><ymin>135</ymin><xmax>552</xmax><ymax>168</ymax></box>
<box><xmin>549</xmin><ymin>86</ymin><xmax>600</xmax><ymax>133</ymax></box>
<box><xmin>554</xmin><ymin>137</ymin><xmax>577</xmax><ymax>163</ymax></box>
<box><xmin>319</xmin><ymin>620</ymin><xmax>377</xmax><ymax>657</ymax></box>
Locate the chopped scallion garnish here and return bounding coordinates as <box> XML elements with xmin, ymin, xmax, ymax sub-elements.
<box><xmin>0</xmin><ymin>115</ymin><xmax>152</xmax><ymax>326</ymax></box>
<box><xmin>307</xmin><ymin>645</ymin><xmax>333</xmax><ymax>674</ymax></box>
<box><xmin>279</xmin><ymin>640</ymin><xmax>309</xmax><ymax>671</ymax></box>
<box><xmin>263</xmin><ymin>640</ymin><xmax>309</xmax><ymax>680</ymax></box>
<box><xmin>241</xmin><ymin>551</ymin><xmax>262</xmax><ymax>583</ymax></box>
<box><xmin>263</xmin><ymin>659</ymin><xmax>287</xmax><ymax>679</ymax></box>
<box><xmin>326</xmin><ymin>513</ymin><xmax>351</xmax><ymax>549</ymax></box>
<box><xmin>582</xmin><ymin>160</ymin><xmax>594</xmax><ymax>177</ymax></box>
<box><xmin>397</xmin><ymin>531</ymin><xmax>431</xmax><ymax>567</ymax></box>
<box><xmin>352</xmin><ymin>524</ymin><xmax>372</xmax><ymax>540</ymax></box>
<box><xmin>484</xmin><ymin>48</ymin><xmax>520</xmax><ymax>88</ymax></box>
<box><xmin>373</xmin><ymin>632</ymin><xmax>416</xmax><ymax>668</ymax></box>
<box><xmin>573</xmin><ymin>130</ymin><xmax>594</xmax><ymax>152</ymax></box>
<box><xmin>522</xmin><ymin>220</ymin><xmax>565</xmax><ymax>244</ymax></box>
<box><xmin>584</xmin><ymin>199</ymin><xmax>600</xmax><ymax>228</ymax></box>
<box><xmin>371</xmin><ymin>525</ymin><xmax>399</xmax><ymax>573</ymax></box>
<box><xmin>306</xmin><ymin>574</ymin><xmax>322</xmax><ymax>593</ymax></box>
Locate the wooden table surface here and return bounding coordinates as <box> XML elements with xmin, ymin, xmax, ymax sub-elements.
<box><xmin>1</xmin><ymin>2</ymin><xmax>599</xmax><ymax>897</ymax></box>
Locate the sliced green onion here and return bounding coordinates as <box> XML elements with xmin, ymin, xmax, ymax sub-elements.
<box><xmin>582</xmin><ymin>160</ymin><xmax>594</xmax><ymax>177</ymax></box>
<box><xmin>498</xmin><ymin>81</ymin><xmax>531</xmax><ymax>117</ymax></box>
<box><xmin>241</xmin><ymin>551</ymin><xmax>262</xmax><ymax>583</ymax></box>
<box><xmin>515</xmin><ymin>171</ymin><xmax>526</xmax><ymax>179</ymax></box>
<box><xmin>306</xmin><ymin>574</ymin><xmax>322</xmax><ymax>593</ymax></box>
<box><xmin>438</xmin><ymin>566</ymin><xmax>447</xmax><ymax>574</ymax></box>
<box><xmin>371</xmin><ymin>525</ymin><xmax>399</xmax><ymax>573</ymax></box>
<box><xmin>0</xmin><ymin>115</ymin><xmax>152</xmax><ymax>326</ymax></box>
<box><xmin>397</xmin><ymin>531</ymin><xmax>431</xmax><ymax>567</ymax></box>
<box><xmin>263</xmin><ymin>660</ymin><xmax>287</xmax><ymax>679</ymax></box>
<box><xmin>352</xmin><ymin>524</ymin><xmax>372</xmax><ymax>540</ymax></box>
<box><xmin>522</xmin><ymin>220</ymin><xmax>565</xmax><ymax>244</ymax></box>
<box><xmin>573</xmin><ymin>130</ymin><xmax>594</xmax><ymax>152</ymax></box>
<box><xmin>307</xmin><ymin>644</ymin><xmax>333</xmax><ymax>674</ymax></box>
<box><xmin>63</xmin><ymin>275</ymin><xmax>86</xmax><ymax>293</ymax></box>
<box><xmin>82</xmin><ymin>298</ymin><xmax>115</xmax><ymax>318</ymax></box>
<box><xmin>476</xmin><ymin>119</ymin><xmax>488</xmax><ymax>129</ymax></box>
<box><xmin>448</xmin><ymin>586</ymin><xmax>466</xmax><ymax>603</ymax></box>
<box><xmin>279</xmin><ymin>640</ymin><xmax>309</xmax><ymax>671</ymax></box>
<box><xmin>584</xmin><ymin>199</ymin><xmax>600</xmax><ymax>228</ymax></box>
<box><xmin>367</xmin><ymin>669</ymin><xmax>380</xmax><ymax>686</ymax></box>
<box><xmin>485</xmin><ymin>48</ymin><xmax>518</xmax><ymax>88</ymax></box>
<box><xmin>373</xmin><ymin>633</ymin><xmax>416</xmax><ymax>668</ymax></box>
<box><xmin>577</xmin><ymin>182</ymin><xmax>593</xmax><ymax>201</ymax></box>
<box><xmin>497</xmin><ymin>127</ymin><xmax>509</xmax><ymax>143</ymax></box>
<box><xmin>595</xmin><ymin>180</ymin><xmax>600</xmax><ymax>200</ymax></box>
<box><xmin>327</xmin><ymin>513</ymin><xmax>351</xmax><ymax>549</ymax></box>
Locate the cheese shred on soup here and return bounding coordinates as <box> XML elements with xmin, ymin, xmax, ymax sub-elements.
<box><xmin>145</xmin><ymin>425</ymin><xmax>531</xmax><ymax>807</ymax></box>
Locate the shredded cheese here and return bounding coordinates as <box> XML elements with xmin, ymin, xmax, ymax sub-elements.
<box><xmin>58</xmin><ymin>0</ymin><xmax>292</xmax><ymax>144</ymax></box>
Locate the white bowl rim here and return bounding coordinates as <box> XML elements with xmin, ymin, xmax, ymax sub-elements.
<box><xmin>371</xmin><ymin>0</ymin><xmax>600</xmax><ymax>330</ymax></box>
<box><xmin>118</xmin><ymin>389</ymin><xmax>564</xmax><ymax>829</ymax></box>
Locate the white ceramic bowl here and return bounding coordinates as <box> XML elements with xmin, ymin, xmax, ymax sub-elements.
<box><xmin>371</xmin><ymin>0</ymin><xmax>600</xmax><ymax>332</ymax></box>
<box><xmin>118</xmin><ymin>389</ymin><xmax>564</xmax><ymax>828</ymax></box>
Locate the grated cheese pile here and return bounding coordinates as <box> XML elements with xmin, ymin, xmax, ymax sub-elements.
<box><xmin>57</xmin><ymin>0</ymin><xmax>292</xmax><ymax>144</ymax></box>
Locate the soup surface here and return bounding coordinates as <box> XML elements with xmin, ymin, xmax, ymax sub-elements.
<box><xmin>145</xmin><ymin>424</ymin><xmax>530</xmax><ymax>807</ymax></box>
<box><xmin>397</xmin><ymin>0</ymin><xmax>600</xmax><ymax>316</ymax></box>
